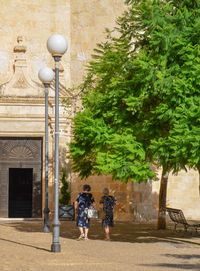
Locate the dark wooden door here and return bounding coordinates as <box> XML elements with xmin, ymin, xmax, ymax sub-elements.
<box><xmin>9</xmin><ymin>168</ymin><xmax>33</xmax><ymax>218</ymax></box>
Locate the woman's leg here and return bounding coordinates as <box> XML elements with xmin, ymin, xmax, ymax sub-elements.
<box><xmin>84</xmin><ymin>228</ymin><xmax>89</xmax><ymax>239</ymax></box>
<box><xmin>78</xmin><ymin>227</ymin><xmax>84</xmax><ymax>239</ymax></box>
<box><xmin>104</xmin><ymin>226</ymin><xmax>110</xmax><ymax>240</ymax></box>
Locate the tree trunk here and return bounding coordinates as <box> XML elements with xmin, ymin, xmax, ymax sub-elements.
<box><xmin>157</xmin><ymin>167</ymin><xmax>169</xmax><ymax>230</ymax></box>
<box><xmin>198</xmin><ymin>168</ymin><xmax>200</xmax><ymax>196</ymax></box>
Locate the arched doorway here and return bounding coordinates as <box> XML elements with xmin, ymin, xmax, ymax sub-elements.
<box><xmin>0</xmin><ymin>138</ymin><xmax>42</xmax><ymax>218</ymax></box>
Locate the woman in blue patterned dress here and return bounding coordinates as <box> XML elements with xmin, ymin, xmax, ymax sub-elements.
<box><xmin>99</xmin><ymin>187</ymin><xmax>118</xmax><ymax>240</ymax></box>
<box><xmin>74</xmin><ymin>184</ymin><xmax>95</xmax><ymax>240</ymax></box>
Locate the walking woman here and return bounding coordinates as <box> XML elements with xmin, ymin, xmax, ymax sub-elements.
<box><xmin>74</xmin><ymin>184</ymin><xmax>95</xmax><ymax>240</ymax></box>
<box><xmin>100</xmin><ymin>187</ymin><xmax>125</xmax><ymax>241</ymax></box>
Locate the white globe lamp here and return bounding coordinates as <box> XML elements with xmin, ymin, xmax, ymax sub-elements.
<box><xmin>47</xmin><ymin>34</ymin><xmax>68</xmax><ymax>56</ymax></box>
<box><xmin>38</xmin><ymin>67</ymin><xmax>54</xmax><ymax>84</ymax></box>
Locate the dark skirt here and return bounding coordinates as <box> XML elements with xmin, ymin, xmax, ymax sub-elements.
<box><xmin>102</xmin><ymin>213</ymin><xmax>114</xmax><ymax>228</ymax></box>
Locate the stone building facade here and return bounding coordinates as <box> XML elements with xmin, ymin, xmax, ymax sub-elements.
<box><xmin>0</xmin><ymin>0</ymin><xmax>199</xmax><ymax>221</ymax></box>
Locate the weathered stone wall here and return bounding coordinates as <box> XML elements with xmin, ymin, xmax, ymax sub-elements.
<box><xmin>70</xmin><ymin>0</ymin><xmax>126</xmax><ymax>85</ymax></box>
<box><xmin>152</xmin><ymin>168</ymin><xmax>200</xmax><ymax>220</ymax></box>
<box><xmin>131</xmin><ymin>181</ymin><xmax>153</xmax><ymax>222</ymax></box>
<box><xmin>0</xmin><ymin>0</ymin><xmax>70</xmax><ymax>85</ymax></box>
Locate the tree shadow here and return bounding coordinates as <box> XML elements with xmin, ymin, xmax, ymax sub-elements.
<box><xmin>140</xmin><ymin>263</ymin><xmax>200</xmax><ymax>270</ymax></box>
<box><xmin>140</xmin><ymin>254</ymin><xmax>200</xmax><ymax>270</ymax></box>
<box><xmin>6</xmin><ymin>220</ymin><xmax>200</xmax><ymax>247</ymax></box>
<box><xmin>165</xmin><ymin>254</ymin><xmax>200</xmax><ymax>260</ymax></box>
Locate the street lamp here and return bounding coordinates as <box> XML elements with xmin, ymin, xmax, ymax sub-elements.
<box><xmin>47</xmin><ymin>34</ymin><xmax>68</xmax><ymax>253</ymax></box>
<box><xmin>38</xmin><ymin>67</ymin><xmax>54</xmax><ymax>233</ymax></box>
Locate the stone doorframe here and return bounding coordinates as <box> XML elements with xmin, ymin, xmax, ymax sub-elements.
<box><xmin>0</xmin><ymin>137</ymin><xmax>43</xmax><ymax>218</ymax></box>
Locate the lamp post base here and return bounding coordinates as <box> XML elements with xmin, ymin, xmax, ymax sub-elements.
<box><xmin>43</xmin><ymin>224</ymin><xmax>50</xmax><ymax>233</ymax></box>
<box><xmin>43</xmin><ymin>207</ymin><xmax>50</xmax><ymax>233</ymax></box>
<box><xmin>51</xmin><ymin>243</ymin><xmax>61</xmax><ymax>253</ymax></box>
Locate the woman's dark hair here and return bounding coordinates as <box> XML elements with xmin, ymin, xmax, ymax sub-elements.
<box><xmin>83</xmin><ymin>184</ymin><xmax>91</xmax><ymax>192</ymax></box>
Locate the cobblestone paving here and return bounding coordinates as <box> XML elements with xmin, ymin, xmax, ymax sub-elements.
<box><xmin>0</xmin><ymin>219</ymin><xmax>200</xmax><ymax>271</ymax></box>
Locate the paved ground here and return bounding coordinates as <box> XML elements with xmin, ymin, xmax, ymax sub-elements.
<box><xmin>0</xmin><ymin>219</ymin><xmax>200</xmax><ymax>271</ymax></box>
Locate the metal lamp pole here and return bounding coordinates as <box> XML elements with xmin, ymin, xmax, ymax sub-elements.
<box><xmin>47</xmin><ymin>34</ymin><xmax>68</xmax><ymax>253</ymax></box>
<box><xmin>38</xmin><ymin>67</ymin><xmax>54</xmax><ymax>233</ymax></box>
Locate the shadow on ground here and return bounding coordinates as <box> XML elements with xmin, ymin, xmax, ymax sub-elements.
<box><xmin>139</xmin><ymin>254</ymin><xmax>200</xmax><ymax>270</ymax></box>
<box><xmin>140</xmin><ymin>263</ymin><xmax>200</xmax><ymax>270</ymax></box>
<box><xmin>2</xmin><ymin>219</ymin><xmax>200</xmax><ymax>247</ymax></box>
<box><xmin>0</xmin><ymin>236</ymin><xmax>50</xmax><ymax>252</ymax></box>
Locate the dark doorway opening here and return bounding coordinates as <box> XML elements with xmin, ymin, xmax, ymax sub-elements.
<box><xmin>9</xmin><ymin>168</ymin><xmax>33</xmax><ymax>218</ymax></box>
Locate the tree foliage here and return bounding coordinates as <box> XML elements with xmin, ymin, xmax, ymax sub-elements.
<box><xmin>70</xmin><ymin>34</ymin><xmax>155</xmax><ymax>183</ymax></box>
<box><xmin>69</xmin><ymin>0</ymin><xmax>200</xmax><ymax>227</ymax></box>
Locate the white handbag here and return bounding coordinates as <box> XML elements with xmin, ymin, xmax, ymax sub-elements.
<box><xmin>85</xmin><ymin>207</ymin><xmax>98</xmax><ymax>218</ymax></box>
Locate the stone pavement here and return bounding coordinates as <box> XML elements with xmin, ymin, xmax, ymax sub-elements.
<box><xmin>1</xmin><ymin>219</ymin><xmax>200</xmax><ymax>271</ymax></box>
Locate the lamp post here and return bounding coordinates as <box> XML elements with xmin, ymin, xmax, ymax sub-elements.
<box><xmin>47</xmin><ymin>34</ymin><xmax>68</xmax><ymax>253</ymax></box>
<box><xmin>38</xmin><ymin>67</ymin><xmax>54</xmax><ymax>233</ymax></box>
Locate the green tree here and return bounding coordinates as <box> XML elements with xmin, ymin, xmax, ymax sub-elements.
<box><xmin>59</xmin><ymin>169</ymin><xmax>70</xmax><ymax>205</ymax></box>
<box><xmin>70</xmin><ymin>0</ymin><xmax>200</xmax><ymax>229</ymax></box>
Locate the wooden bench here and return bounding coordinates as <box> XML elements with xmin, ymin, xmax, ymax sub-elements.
<box><xmin>166</xmin><ymin>207</ymin><xmax>200</xmax><ymax>232</ymax></box>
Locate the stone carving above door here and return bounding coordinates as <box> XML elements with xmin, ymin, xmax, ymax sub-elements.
<box><xmin>0</xmin><ymin>36</ymin><xmax>44</xmax><ymax>97</ymax></box>
<box><xmin>0</xmin><ymin>138</ymin><xmax>41</xmax><ymax>161</ymax></box>
<box><xmin>0</xmin><ymin>36</ymin><xmax>74</xmax><ymax>99</ymax></box>
<box><xmin>11</xmin><ymin>36</ymin><xmax>33</xmax><ymax>89</ymax></box>
<box><xmin>9</xmin><ymin>145</ymin><xmax>34</xmax><ymax>160</ymax></box>
<box><xmin>12</xmin><ymin>74</ymin><xmax>30</xmax><ymax>89</ymax></box>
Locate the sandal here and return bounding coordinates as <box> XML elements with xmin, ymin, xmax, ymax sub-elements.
<box><xmin>77</xmin><ymin>233</ymin><xmax>85</xmax><ymax>240</ymax></box>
